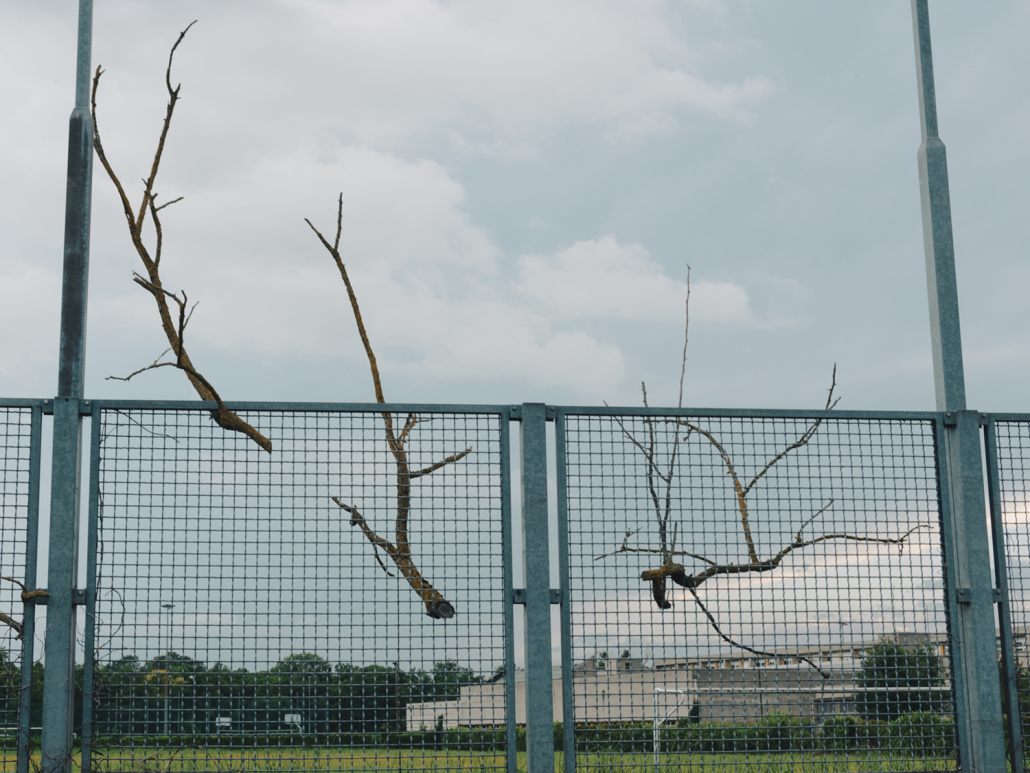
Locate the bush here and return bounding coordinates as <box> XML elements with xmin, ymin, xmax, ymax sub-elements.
<box><xmin>885</xmin><ymin>712</ymin><xmax>955</xmax><ymax>757</ymax></box>
<box><xmin>820</xmin><ymin>716</ymin><xmax>859</xmax><ymax>751</ymax></box>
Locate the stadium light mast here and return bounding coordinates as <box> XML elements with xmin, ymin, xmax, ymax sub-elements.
<box><xmin>40</xmin><ymin>1</ymin><xmax>94</xmax><ymax>771</ymax></box>
<box><xmin>910</xmin><ymin>2</ymin><xmax>1006</xmax><ymax>771</ymax></box>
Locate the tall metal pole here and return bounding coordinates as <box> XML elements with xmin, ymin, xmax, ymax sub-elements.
<box><xmin>41</xmin><ymin>1</ymin><xmax>94</xmax><ymax>771</ymax></box>
<box><xmin>910</xmin><ymin>3</ymin><xmax>1005</xmax><ymax>770</ymax></box>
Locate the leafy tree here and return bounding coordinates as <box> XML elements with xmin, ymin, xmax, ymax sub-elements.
<box><xmin>856</xmin><ymin>640</ymin><xmax>945</xmax><ymax>722</ymax></box>
<box><xmin>999</xmin><ymin>658</ymin><xmax>1030</xmax><ymax>757</ymax></box>
<box><xmin>430</xmin><ymin>661</ymin><xmax>481</xmax><ymax>701</ymax></box>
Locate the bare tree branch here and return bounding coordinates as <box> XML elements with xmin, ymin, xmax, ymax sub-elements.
<box><xmin>311</xmin><ymin>195</ymin><xmax>472</xmax><ymax>619</ymax></box>
<box><xmin>601</xmin><ymin>306</ymin><xmax>897</xmax><ymax>675</ymax></box>
<box><xmin>91</xmin><ymin>23</ymin><xmax>271</xmax><ymax>454</ymax></box>
<box><xmin>0</xmin><ymin>613</ymin><xmax>22</xmax><ymax>640</ymax></box>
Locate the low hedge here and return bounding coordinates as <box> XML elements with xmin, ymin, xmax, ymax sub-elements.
<box><xmin>90</xmin><ymin>712</ymin><xmax>956</xmax><ymax>756</ymax></box>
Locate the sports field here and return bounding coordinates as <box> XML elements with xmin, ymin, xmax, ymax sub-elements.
<box><xmin>4</xmin><ymin>749</ymin><xmax>961</xmax><ymax>772</ymax></box>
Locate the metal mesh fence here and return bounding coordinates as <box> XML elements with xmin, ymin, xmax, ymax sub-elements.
<box><xmin>991</xmin><ymin>419</ymin><xmax>1030</xmax><ymax>766</ymax></box>
<box><xmin>88</xmin><ymin>407</ymin><xmax>510</xmax><ymax>773</ymax></box>
<box><xmin>561</xmin><ymin>413</ymin><xmax>956</xmax><ymax>772</ymax></box>
<box><xmin>0</xmin><ymin>408</ymin><xmax>33</xmax><ymax>743</ymax></box>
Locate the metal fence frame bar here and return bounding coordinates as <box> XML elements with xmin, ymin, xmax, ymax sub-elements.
<box><xmin>519</xmin><ymin>404</ymin><xmax>553</xmax><ymax>773</ymax></box>
<box><xmin>41</xmin><ymin>397</ymin><xmax>85</xmax><ymax>773</ymax></box>
<box><xmin>534</xmin><ymin>406</ymin><xmax>940</xmax><ymax>421</ymax></box>
<box><xmin>16</xmin><ymin>404</ymin><xmax>43</xmax><ymax>773</ymax></box>
<box><xmin>554</xmin><ymin>409</ymin><xmax>574</xmax><ymax>773</ymax></box>
<box><xmin>82</xmin><ymin>400</ymin><xmax>514</xmax><ymax>415</ymax></box>
<box><xmin>79</xmin><ymin>412</ymin><xmax>103</xmax><ymax>773</ymax></box>
<box><xmin>935</xmin><ymin>411</ymin><xmax>1009</xmax><ymax>770</ymax></box>
<box><xmin>984</xmin><ymin>416</ymin><xmax>1024</xmax><ymax>773</ymax></box>
<box><xmin>499</xmin><ymin>410</ymin><xmax>518</xmax><ymax>773</ymax></box>
<box><xmin>932</xmin><ymin>415</ymin><xmax>972</xmax><ymax>766</ymax></box>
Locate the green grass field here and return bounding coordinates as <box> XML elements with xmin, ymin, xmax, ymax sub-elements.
<box><xmin>2</xmin><ymin>748</ymin><xmax>962</xmax><ymax>772</ymax></box>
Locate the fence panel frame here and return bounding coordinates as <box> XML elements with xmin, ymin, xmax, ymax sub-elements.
<box><xmin>0</xmin><ymin>399</ymin><xmax>45</xmax><ymax>773</ymax></box>
<box><xmin>983</xmin><ymin>413</ymin><xmax>1030</xmax><ymax>773</ymax></box>
<box><xmin>554</xmin><ymin>404</ymin><xmax>963</xmax><ymax>770</ymax></box>
<box><xmin>80</xmin><ymin>399</ymin><xmax>517</xmax><ymax>773</ymax></box>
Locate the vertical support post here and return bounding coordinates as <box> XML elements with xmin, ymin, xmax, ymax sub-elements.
<box><xmin>42</xmin><ymin>2</ymin><xmax>94</xmax><ymax>771</ymax></box>
<box><xmin>984</xmin><ymin>418</ymin><xmax>1024</xmax><ymax>773</ymax></box>
<box><xmin>911</xmin><ymin>3</ymin><xmax>1006</xmax><ymax>770</ymax></box>
<box><xmin>80</xmin><ymin>408</ymin><xmax>102</xmax><ymax>773</ymax></box>
<box><xmin>500</xmin><ymin>410</ymin><xmax>518</xmax><ymax>773</ymax></box>
<box><xmin>520</xmin><ymin>404</ymin><xmax>553</xmax><ymax>773</ymax></box>
<box><xmin>554</xmin><ymin>409</ymin><xmax>575</xmax><ymax>773</ymax></box>
<box><xmin>42</xmin><ymin>399</ymin><xmax>84</xmax><ymax>773</ymax></box>
<box><xmin>17</xmin><ymin>405</ymin><xmax>44</xmax><ymax>773</ymax></box>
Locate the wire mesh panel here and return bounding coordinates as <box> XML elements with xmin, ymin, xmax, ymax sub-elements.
<box><xmin>560</xmin><ymin>412</ymin><xmax>956</xmax><ymax>773</ymax></box>
<box><xmin>87</xmin><ymin>407</ymin><xmax>510</xmax><ymax>773</ymax></box>
<box><xmin>0</xmin><ymin>407</ymin><xmax>35</xmax><ymax>756</ymax></box>
<box><xmin>992</xmin><ymin>419</ymin><xmax>1030</xmax><ymax>767</ymax></box>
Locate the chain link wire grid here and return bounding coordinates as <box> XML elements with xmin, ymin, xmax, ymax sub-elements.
<box><xmin>992</xmin><ymin>420</ymin><xmax>1030</xmax><ymax>767</ymax></box>
<box><xmin>0</xmin><ymin>408</ymin><xmax>33</xmax><ymax>748</ymax></box>
<box><xmin>89</xmin><ymin>407</ymin><xmax>509</xmax><ymax>773</ymax></box>
<box><xmin>562</xmin><ymin>413</ymin><xmax>956</xmax><ymax>773</ymax></box>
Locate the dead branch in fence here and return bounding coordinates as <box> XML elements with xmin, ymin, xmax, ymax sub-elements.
<box><xmin>309</xmin><ymin>195</ymin><xmax>472</xmax><ymax>619</ymax></box>
<box><xmin>0</xmin><ymin>576</ymin><xmax>50</xmax><ymax>640</ymax></box>
<box><xmin>91</xmin><ymin>22</ymin><xmax>271</xmax><ymax>453</ymax></box>
<box><xmin>599</xmin><ymin>275</ymin><xmax>929</xmax><ymax>677</ymax></box>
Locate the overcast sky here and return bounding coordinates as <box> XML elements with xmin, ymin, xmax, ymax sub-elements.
<box><xmin>2</xmin><ymin>1</ymin><xmax>1028</xmax><ymax>413</ymax></box>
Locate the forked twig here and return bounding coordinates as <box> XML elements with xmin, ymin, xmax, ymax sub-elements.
<box><xmin>91</xmin><ymin>22</ymin><xmax>271</xmax><ymax>453</ymax></box>
<box><xmin>309</xmin><ymin>196</ymin><xmax>472</xmax><ymax>619</ymax></box>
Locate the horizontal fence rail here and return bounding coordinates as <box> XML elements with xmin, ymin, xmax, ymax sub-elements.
<box><xmin>557</xmin><ymin>409</ymin><xmax>957</xmax><ymax>773</ymax></box>
<box><xmin>82</xmin><ymin>404</ymin><xmax>514</xmax><ymax>773</ymax></box>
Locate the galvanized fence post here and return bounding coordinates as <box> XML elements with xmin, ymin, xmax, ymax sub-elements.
<box><xmin>912</xmin><ymin>2</ymin><xmax>1006</xmax><ymax>769</ymax></box>
<box><xmin>41</xmin><ymin>398</ymin><xmax>85</xmax><ymax>773</ymax></box>
<box><xmin>984</xmin><ymin>416</ymin><xmax>1024</xmax><ymax>772</ymax></box>
<box><xmin>520</xmin><ymin>404</ymin><xmax>553</xmax><ymax>773</ymax></box>
<box><xmin>934</xmin><ymin>413</ymin><xmax>1006</xmax><ymax>770</ymax></box>
<box><xmin>41</xmin><ymin>0</ymin><xmax>94</xmax><ymax>770</ymax></box>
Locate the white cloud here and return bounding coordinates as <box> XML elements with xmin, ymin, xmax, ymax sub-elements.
<box><xmin>245</xmin><ymin>0</ymin><xmax>773</xmax><ymax>146</ymax></box>
<box><xmin>516</xmin><ymin>236</ymin><xmax>758</xmax><ymax>325</ymax></box>
<box><xmin>86</xmin><ymin>142</ymin><xmax>627</xmax><ymax>395</ymax></box>
<box><xmin>0</xmin><ymin>262</ymin><xmax>60</xmax><ymax>391</ymax></box>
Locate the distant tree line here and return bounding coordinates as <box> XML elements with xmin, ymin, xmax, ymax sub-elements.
<box><xmin>1</xmin><ymin>648</ymin><xmax>484</xmax><ymax>738</ymax></box>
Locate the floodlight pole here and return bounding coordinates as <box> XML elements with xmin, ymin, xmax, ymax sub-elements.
<box><xmin>40</xmin><ymin>1</ymin><xmax>94</xmax><ymax>772</ymax></box>
<box><xmin>910</xmin><ymin>2</ymin><xmax>1005</xmax><ymax>771</ymax></box>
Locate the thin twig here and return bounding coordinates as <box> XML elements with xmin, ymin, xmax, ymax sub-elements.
<box><xmin>678</xmin><ymin>264</ymin><xmax>690</xmax><ymax>410</ymax></box>
<box><xmin>684</xmin><ymin>585</ymin><xmax>830</xmax><ymax>679</ymax></box>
